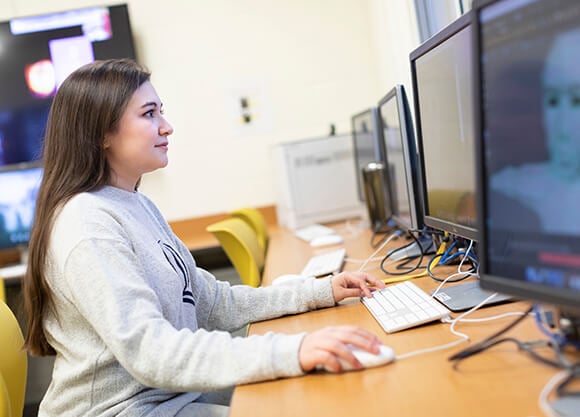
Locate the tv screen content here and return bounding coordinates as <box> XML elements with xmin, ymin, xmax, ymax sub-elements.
<box><xmin>0</xmin><ymin>165</ymin><xmax>43</xmax><ymax>250</ymax></box>
<box><xmin>0</xmin><ymin>4</ymin><xmax>136</xmax><ymax>168</ymax></box>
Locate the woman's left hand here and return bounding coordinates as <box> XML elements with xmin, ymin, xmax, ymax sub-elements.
<box><xmin>330</xmin><ymin>271</ymin><xmax>385</xmax><ymax>302</ymax></box>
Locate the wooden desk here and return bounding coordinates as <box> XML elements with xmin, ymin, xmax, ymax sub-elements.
<box><xmin>230</xmin><ymin>225</ymin><xmax>573</xmax><ymax>417</ymax></box>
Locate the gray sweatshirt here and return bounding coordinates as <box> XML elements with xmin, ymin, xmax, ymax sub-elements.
<box><xmin>40</xmin><ymin>186</ymin><xmax>335</xmax><ymax>417</ymax></box>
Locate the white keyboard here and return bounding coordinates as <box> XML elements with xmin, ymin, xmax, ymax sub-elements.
<box><xmin>300</xmin><ymin>248</ymin><xmax>346</xmax><ymax>278</ymax></box>
<box><xmin>361</xmin><ymin>281</ymin><xmax>450</xmax><ymax>333</ymax></box>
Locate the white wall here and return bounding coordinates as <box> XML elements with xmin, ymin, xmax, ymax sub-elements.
<box><xmin>0</xmin><ymin>0</ymin><xmax>420</xmax><ymax>222</ymax></box>
<box><xmin>370</xmin><ymin>0</ymin><xmax>420</xmax><ymax>102</ymax></box>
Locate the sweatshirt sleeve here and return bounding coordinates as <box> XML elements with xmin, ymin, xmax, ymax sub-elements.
<box><xmin>193</xmin><ymin>268</ymin><xmax>336</xmax><ymax>332</ymax></box>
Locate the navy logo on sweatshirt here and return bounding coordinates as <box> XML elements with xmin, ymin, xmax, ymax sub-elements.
<box><xmin>158</xmin><ymin>240</ymin><xmax>195</xmax><ymax>306</ymax></box>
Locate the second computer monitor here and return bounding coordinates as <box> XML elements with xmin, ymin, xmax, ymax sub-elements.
<box><xmin>351</xmin><ymin>108</ymin><xmax>384</xmax><ymax>202</ymax></box>
<box><xmin>377</xmin><ymin>85</ymin><xmax>423</xmax><ymax>232</ymax></box>
<box><xmin>410</xmin><ymin>11</ymin><xmax>478</xmax><ymax>240</ymax></box>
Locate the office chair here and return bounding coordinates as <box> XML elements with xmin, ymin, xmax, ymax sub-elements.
<box><xmin>0</xmin><ymin>374</ymin><xmax>9</xmax><ymax>417</ymax></box>
<box><xmin>206</xmin><ymin>218</ymin><xmax>265</xmax><ymax>288</ymax></box>
<box><xmin>0</xmin><ymin>300</ymin><xmax>27</xmax><ymax>417</ymax></box>
<box><xmin>230</xmin><ymin>207</ymin><xmax>269</xmax><ymax>254</ymax></box>
<box><xmin>0</xmin><ymin>278</ymin><xmax>5</xmax><ymax>303</ymax></box>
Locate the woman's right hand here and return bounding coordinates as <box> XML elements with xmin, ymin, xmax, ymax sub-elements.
<box><xmin>298</xmin><ymin>325</ymin><xmax>383</xmax><ymax>372</ymax></box>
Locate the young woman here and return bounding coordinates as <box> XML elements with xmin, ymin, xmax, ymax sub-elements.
<box><xmin>23</xmin><ymin>59</ymin><xmax>385</xmax><ymax>417</ymax></box>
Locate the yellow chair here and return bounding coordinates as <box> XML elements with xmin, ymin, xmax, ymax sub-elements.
<box><xmin>207</xmin><ymin>218</ymin><xmax>265</xmax><ymax>288</ymax></box>
<box><xmin>0</xmin><ymin>300</ymin><xmax>27</xmax><ymax>417</ymax></box>
<box><xmin>0</xmin><ymin>278</ymin><xmax>5</xmax><ymax>303</ymax></box>
<box><xmin>230</xmin><ymin>207</ymin><xmax>269</xmax><ymax>254</ymax></box>
<box><xmin>0</xmin><ymin>374</ymin><xmax>10</xmax><ymax>417</ymax></box>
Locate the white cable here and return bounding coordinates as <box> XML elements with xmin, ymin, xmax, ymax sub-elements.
<box><xmin>431</xmin><ymin>239</ymin><xmax>477</xmax><ymax>297</ymax></box>
<box><xmin>357</xmin><ymin>231</ymin><xmax>399</xmax><ymax>272</ymax></box>
<box><xmin>538</xmin><ymin>369</ymin><xmax>571</xmax><ymax>417</ymax></box>
<box><xmin>457</xmin><ymin>239</ymin><xmax>474</xmax><ymax>273</ymax></box>
<box><xmin>432</xmin><ymin>270</ymin><xmax>478</xmax><ymax>297</ymax></box>
<box><xmin>395</xmin><ymin>335</ymin><xmax>468</xmax><ymax>360</ymax></box>
<box><xmin>333</xmin><ymin>219</ymin><xmax>366</xmax><ymax>238</ymax></box>
<box><xmin>344</xmin><ymin>256</ymin><xmax>384</xmax><ymax>265</ymax></box>
<box><xmin>396</xmin><ymin>291</ymin><xmax>500</xmax><ymax>361</ymax></box>
<box><xmin>443</xmin><ymin>311</ymin><xmax>528</xmax><ymax>323</ymax></box>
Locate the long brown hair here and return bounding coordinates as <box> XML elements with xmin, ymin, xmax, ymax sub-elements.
<box><xmin>24</xmin><ymin>59</ymin><xmax>151</xmax><ymax>356</ymax></box>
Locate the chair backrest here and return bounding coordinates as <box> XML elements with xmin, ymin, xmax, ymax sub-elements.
<box><xmin>0</xmin><ymin>374</ymin><xmax>10</xmax><ymax>417</ymax></box>
<box><xmin>207</xmin><ymin>218</ymin><xmax>265</xmax><ymax>288</ymax></box>
<box><xmin>0</xmin><ymin>300</ymin><xmax>27</xmax><ymax>417</ymax></box>
<box><xmin>230</xmin><ymin>207</ymin><xmax>269</xmax><ymax>254</ymax></box>
<box><xmin>0</xmin><ymin>278</ymin><xmax>5</xmax><ymax>303</ymax></box>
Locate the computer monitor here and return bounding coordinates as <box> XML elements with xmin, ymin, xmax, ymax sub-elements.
<box><xmin>377</xmin><ymin>85</ymin><xmax>423</xmax><ymax>233</ymax></box>
<box><xmin>410</xmin><ymin>11</ymin><xmax>478</xmax><ymax>241</ymax></box>
<box><xmin>474</xmin><ymin>0</ymin><xmax>580</xmax><ymax>316</ymax></box>
<box><xmin>0</xmin><ymin>4</ymin><xmax>136</xmax><ymax>168</ymax></box>
<box><xmin>0</xmin><ymin>165</ymin><xmax>43</xmax><ymax>255</ymax></box>
<box><xmin>351</xmin><ymin>108</ymin><xmax>385</xmax><ymax>202</ymax></box>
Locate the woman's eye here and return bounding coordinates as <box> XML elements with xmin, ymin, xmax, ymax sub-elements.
<box><xmin>570</xmin><ymin>95</ymin><xmax>580</xmax><ymax>107</ymax></box>
<box><xmin>545</xmin><ymin>94</ymin><xmax>559</xmax><ymax>108</ymax></box>
<box><xmin>144</xmin><ymin>110</ymin><xmax>155</xmax><ymax>117</ymax></box>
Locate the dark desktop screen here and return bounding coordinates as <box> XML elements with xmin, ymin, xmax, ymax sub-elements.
<box><xmin>415</xmin><ymin>23</ymin><xmax>477</xmax><ymax>231</ymax></box>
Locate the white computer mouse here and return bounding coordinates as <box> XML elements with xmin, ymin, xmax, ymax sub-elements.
<box><xmin>271</xmin><ymin>274</ymin><xmax>309</xmax><ymax>286</ymax></box>
<box><xmin>309</xmin><ymin>234</ymin><xmax>344</xmax><ymax>247</ymax></box>
<box><xmin>321</xmin><ymin>344</ymin><xmax>395</xmax><ymax>372</ymax></box>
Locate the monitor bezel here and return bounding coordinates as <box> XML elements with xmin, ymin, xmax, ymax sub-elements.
<box><xmin>472</xmin><ymin>0</ymin><xmax>580</xmax><ymax>314</ymax></box>
<box><xmin>350</xmin><ymin>107</ymin><xmax>386</xmax><ymax>202</ymax></box>
<box><xmin>410</xmin><ymin>11</ymin><xmax>478</xmax><ymax>241</ymax></box>
<box><xmin>377</xmin><ymin>84</ymin><xmax>424</xmax><ymax>232</ymax></box>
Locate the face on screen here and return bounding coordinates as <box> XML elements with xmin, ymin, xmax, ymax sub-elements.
<box><xmin>542</xmin><ymin>28</ymin><xmax>580</xmax><ymax>182</ymax></box>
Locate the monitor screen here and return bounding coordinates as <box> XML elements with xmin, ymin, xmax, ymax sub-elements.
<box><xmin>410</xmin><ymin>12</ymin><xmax>478</xmax><ymax>240</ymax></box>
<box><xmin>351</xmin><ymin>108</ymin><xmax>384</xmax><ymax>202</ymax></box>
<box><xmin>474</xmin><ymin>0</ymin><xmax>580</xmax><ymax>314</ymax></box>
<box><xmin>377</xmin><ymin>85</ymin><xmax>423</xmax><ymax>232</ymax></box>
<box><xmin>0</xmin><ymin>4</ymin><xmax>136</xmax><ymax>168</ymax></box>
<box><xmin>0</xmin><ymin>165</ymin><xmax>42</xmax><ymax>251</ymax></box>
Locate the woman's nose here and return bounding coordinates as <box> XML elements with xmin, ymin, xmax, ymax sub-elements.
<box><xmin>160</xmin><ymin>117</ymin><xmax>174</xmax><ymax>136</ymax></box>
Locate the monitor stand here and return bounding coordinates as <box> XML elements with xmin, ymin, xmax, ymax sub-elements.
<box><xmin>551</xmin><ymin>396</ymin><xmax>580</xmax><ymax>416</ymax></box>
<box><xmin>387</xmin><ymin>232</ymin><xmax>434</xmax><ymax>261</ymax></box>
<box><xmin>431</xmin><ymin>281</ymin><xmax>515</xmax><ymax>312</ymax></box>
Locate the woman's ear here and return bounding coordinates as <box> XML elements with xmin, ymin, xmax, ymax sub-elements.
<box><xmin>103</xmin><ymin>134</ymin><xmax>111</xmax><ymax>149</ymax></box>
